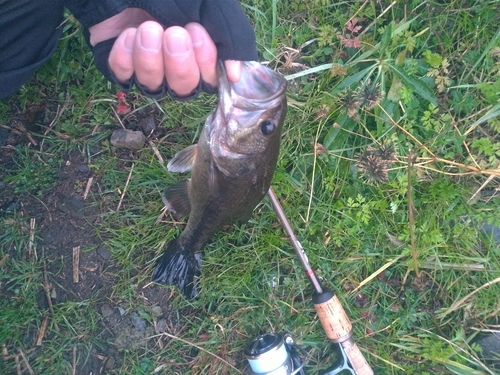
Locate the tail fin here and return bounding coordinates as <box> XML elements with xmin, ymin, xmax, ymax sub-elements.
<box><xmin>152</xmin><ymin>239</ymin><xmax>202</xmax><ymax>299</ymax></box>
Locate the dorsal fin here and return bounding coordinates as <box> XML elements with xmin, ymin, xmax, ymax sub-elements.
<box><xmin>167</xmin><ymin>144</ymin><xmax>198</xmax><ymax>173</ymax></box>
<box><xmin>161</xmin><ymin>180</ymin><xmax>191</xmax><ymax>217</ymax></box>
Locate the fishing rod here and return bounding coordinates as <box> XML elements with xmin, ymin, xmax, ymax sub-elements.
<box><xmin>261</xmin><ymin>186</ymin><xmax>374</xmax><ymax>375</ymax></box>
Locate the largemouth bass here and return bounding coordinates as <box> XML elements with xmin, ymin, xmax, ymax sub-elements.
<box><xmin>152</xmin><ymin>61</ymin><xmax>287</xmax><ymax>298</ymax></box>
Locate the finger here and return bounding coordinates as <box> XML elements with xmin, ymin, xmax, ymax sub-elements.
<box><xmin>184</xmin><ymin>23</ymin><xmax>218</xmax><ymax>88</ymax></box>
<box><xmin>162</xmin><ymin>26</ymin><xmax>200</xmax><ymax>97</ymax></box>
<box><xmin>108</xmin><ymin>28</ymin><xmax>137</xmax><ymax>83</ymax></box>
<box><xmin>133</xmin><ymin>21</ymin><xmax>165</xmax><ymax>93</ymax></box>
<box><xmin>225</xmin><ymin>60</ymin><xmax>242</xmax><ymax>83</ymax></box>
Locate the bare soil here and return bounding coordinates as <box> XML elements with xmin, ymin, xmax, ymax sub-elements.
<box><xmin>0</xmin><ymin>101</ymin><xmax>176</xmax><ymax>374</ymax></box>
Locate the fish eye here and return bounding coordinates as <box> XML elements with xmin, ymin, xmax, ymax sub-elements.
<box><xmin>260</xmin><ymin>120</ymin><xmax>276</xmax><ymax>135</ymax></box>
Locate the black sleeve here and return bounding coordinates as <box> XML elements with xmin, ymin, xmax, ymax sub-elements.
<box><xmin>65</xmin><ymin>0</ymin><xmax>258</xmax><ymax>99</ymax></box>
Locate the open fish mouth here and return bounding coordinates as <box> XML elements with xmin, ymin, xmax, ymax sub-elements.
<box><xmin>218</xmin><ymin>61</ymin><xmax>287</xmax><ymax>105</ymax></box>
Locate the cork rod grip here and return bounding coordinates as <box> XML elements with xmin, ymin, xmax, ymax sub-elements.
<box><xmin>342</xmin><ymin>338</ymin><xmax>374</xmax><ymax>375</ymax></box>
<box><xmin>313</xmin><ymin>289</ymin><xmax>374</xmax><ymax>375</ymax></box>
<box><xmin>313</xmin><ymin>292</ymin><xmax>352</xmax><ymax>343</ymax></box>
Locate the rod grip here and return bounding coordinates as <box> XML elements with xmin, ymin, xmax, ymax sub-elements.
<box><xmin>341</xmin><ymin>337</ymin><xmax>374</xmax><ymax>375</ymax></box>
<box><xmin>312</xmin><ymin>288</ymin><xmax>352</xmax><ymax>343</ymax></box>
<box><xmin>313</xmin><ymin>289</ymin><xmax>374</xmax><ymax>375</ymax></box>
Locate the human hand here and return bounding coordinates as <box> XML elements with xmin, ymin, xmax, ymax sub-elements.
<box><xmin>89</xmin><ymin>9</ymin><xmax>244</xmax><ymax>98</ymax></box>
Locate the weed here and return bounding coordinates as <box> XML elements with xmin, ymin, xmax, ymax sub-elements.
<box><xmin>4</xmin><ymin>146</ymin><xmax>60</xmax><ymax>195</ymax></box>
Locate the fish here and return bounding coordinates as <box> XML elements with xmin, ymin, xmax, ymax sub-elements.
<box><xmin>152</xmin><ymin>60</ymin><xmax>287</xmax><ymax>298</ymax></box>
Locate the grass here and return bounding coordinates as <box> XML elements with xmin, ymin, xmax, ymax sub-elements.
<box><xmin>1</xmin><ymin>1</ymin><xmax>500</xmax><ymax>374</ymax></box>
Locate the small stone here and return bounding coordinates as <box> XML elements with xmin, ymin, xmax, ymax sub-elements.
<box><xmin>75</xmin><ymin>163</ymin><xmax>90</xmax><ymax>174</ymax></box>
<box><xmin>57</xmin><ymin>170</ymin><xmax>70</xmax><ymax>180</ymax></box>
<box><xmin>476</xmin><ymin>332</ymin><xmax>500</xmax><ymax>361</ymax></box>
<box><xmin>150</xmin><ymin>306</ymin><xmax>162</xmax><ymax>317</ymax></box>
<box><xmin>96</xmin><ymin>244</ymin><xmax>111</xmax><ymax>260</ymax></box>
<box><xmin>480</xmin><ymin>222</ymin><xmax>500</xmax><ymax>245</ymax></box>
<box><xmin>4</xmin><ymin>201</ymin><xmax>20</xmax><ymax>212</ymax></box>
<box><xmin>117</xmin><ymin>306</ymin><xmax>126</xmax><ymax>316</ymax></box>
<box><xmin>125</xmin><ymin>121</ymin><xmax>138</xmax><ymax>131</ymax></box>
<box><xmin>156</xmin><ymin>318</ymin><xmax>167</xmax><ymax>333</ymax></box>
<box><xmin>110</xmin><ymin>129</ymin><xmax>145</xmax><ymax>150</ymax></box>
<box><xmin>0</xmin><ymin>181</ymin><xmax>5</xmax><ymax>192</ymax></box>
<box><xmin>114</xmin><ymin>325</ymin><xmax>154</xmax><ymax>350</ymax></box>
<box><xmin>105</xmin><ymin>357</ymin><xmax>115</xmax><ymax>371</ymax></box>
<box><xmin>89</xmin><ymin>145</ymin><xmax>101</xmax><ymax>155</ymax></box>
<box><xmin>131</xmin><ymin>312</ymin><xmax>147</xmax><ymax>332</ymax></box>
<box><xmin>138</xmin><ymin>116</ymin><xmax>157</xmax><ymax>136</ymax></box>
<box><xmin>57</xmin><ymin>196</ymin><xmax>85</xmax><ymax>220</ymax></box>
<box><xmin>101</xmin><ymin>303</ymin><xmax>114</xmax><ymax>318</ymax></box>
<box><xmin>42</xmin><ymin>232</ymin><xmax>54</xmax><ymax>245</ymax></box>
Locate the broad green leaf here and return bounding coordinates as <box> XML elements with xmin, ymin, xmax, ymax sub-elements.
<box><xmin>387</xmin><ymin>77</ymin><xmax>403</xmax><ymax>102</ymax></box>
<box><xmin>331</xmin><ymin>65</ymin><xmax>376</xmax><ymax>94</ymax></box>
<box><xmin>395</xmin><ymin>49</ymin><xmax>407</xmax><ymax>67</ymax></box>
<box><xmin>379</xmin><ymin>23</ymin><xmax>393</xmax><ymax>57</ymax></box>
<box><xmin>389</xmin><ymin>65</ymin><xmax>437</xmax><ymax>106</ymax></box>
<box><xmin>324</xmin><ymin>113</ymin><xmax>356</xmax><ymax>150</ymax></box>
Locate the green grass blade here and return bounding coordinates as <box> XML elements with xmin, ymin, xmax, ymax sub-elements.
<box><xmin>465</xmin><ymin>102</ymin><xmax>500</xmax><ymax>135</ymax></box>
<box><xmin>331</xmin><ymin>65</ymin><xmax>377</xmax><ymax>94</ymax></box>
<box><xmin>463</xmin><ymin>27</ymin><xmax>500</xmax><ymax>81</ymax></box>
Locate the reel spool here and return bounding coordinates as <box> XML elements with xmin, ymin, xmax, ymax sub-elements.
<box><xmin>244</xmin><ymin>333</ymin><xmax>305</xmax><ymax>375</ymax></box>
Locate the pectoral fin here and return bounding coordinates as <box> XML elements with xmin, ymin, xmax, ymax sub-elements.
<box><xmin>162</xmin><ymin>180</ymin><xmax>191</xmax><ymax>217</ymax></box>
<box><xmin>208</xmin><ymin>161</ymin><xmax>220</xmax><ymax>195</ymax></box>
<box><xmin>167</xmin><ymin>144</ymin><xmax>198</xmax><ymax>173</ymax></box>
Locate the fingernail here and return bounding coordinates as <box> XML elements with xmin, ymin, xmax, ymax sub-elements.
<box><xmin>139</xmin><ymin>27</ymin><xmax>162</xmax><ymax>52</ymax></box>
<box><xmin>123</xmin><ymin>30</ymin><xmax>135</xmax><ymax>52</ymax></box>
<box><xmin>165</xmin><ymin>33</ymin><xmax>189</xmax><ymax>56</ymax></box>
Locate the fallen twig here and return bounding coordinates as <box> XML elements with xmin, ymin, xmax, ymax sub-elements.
<box><xmin>72</xmin><ymin>346</ymin><xmax>77</xmax><ymax>375</ymax></box>
<box><xmin>149</xmin><ymin>140</ymin><xmax>167</xmax><ymax>170</ymax></box>
<box><xmin>43</xmin><ymin>262</ymin><xmax>59</xmax><ymax>332</ymax></box>
<box><xmin>83</xmin><ymin>177</ymin><xmax>94</xmax><ymax>200</ymax></box>
<box><xmin>36</xmin><ymin>316</ymin><xmax>49</xmax><ymax>346</ymax></box>
<box><xmin>40</xmin><ymin>101</ymin><xmax>70</xmax><ymax>152</ymax></box>
<box><xmin>117</xmin><ymin>163</ymin><xmax>134</xmax><ymax>212</ymax></box>
<box><xmin>468</xmin><ymin>174</ymin><xmax>495</xmax><ymax>204</ymax></box>
<box><xmin>15</xmin><ymin>353</ymin><xmax>21</xmax><ymax>375</ymax></box>
<box><xmin>111</xmin><ymin>106</ymin><xmax>126</xmax><ymax>130</ymax></box>
<box><xmin>438</xmin><ymin>276</ymin><xmax>500</xmax><ymax>319</ymax></box>
<box><xmin>28</xmin><ymin>218</ymin><xmax>36</xmax><ymax>259</ymax></box>
<box><xmin>18</xmin><ymin>349</ymin><xmax>34</xmax><ymax>375</ymax></box>
<box><xmin>72</xmin><ymin>246</ymin><xmax>80</xmax><ymax>283</ymax></box>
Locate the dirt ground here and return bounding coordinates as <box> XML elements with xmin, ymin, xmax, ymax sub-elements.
<box><xmin>0</xmin><ymin>103</ymin><xmax>178</xmax><ymax>374</ymax></box>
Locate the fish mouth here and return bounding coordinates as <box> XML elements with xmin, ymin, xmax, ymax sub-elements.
<box><xmin>217</xmin><ymin>61</ymin><xmax>286</xmax><ymax>105</ymax></box>
<box><xmin>211</xmin><ymin>60</ymin><xmax>287</xmax><ymax>163</ymax></box>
